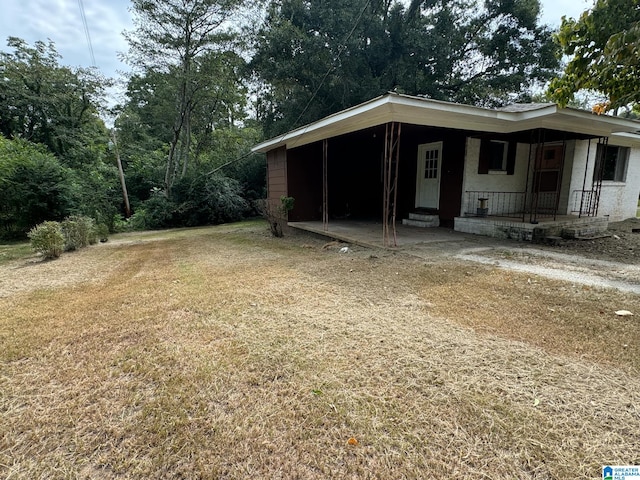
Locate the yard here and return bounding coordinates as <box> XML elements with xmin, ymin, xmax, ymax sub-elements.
<box><xmin>1</xmin><ymin>220</ymin><xmax>640</xmax><ymax>479</ymax></box>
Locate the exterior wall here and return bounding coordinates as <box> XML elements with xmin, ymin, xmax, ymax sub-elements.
<box><xmin>267</xmin><ymin>147</ymin><xmax>287</xmax><ymax>202</ymax></box>
<box><xmin>568</xmin><ymin>140</ymin><xmax>640</xmax><ymax>221</ymax></box>
<box><xmin>557</xmin><ymin>140</ymin><xmax>576</xmax><ymax>215</ymax></box>
<box><xmin>460</xmin><ymin>138</ymin><xmax>530</xmax><ymax>216</ymax></box>
<box><xmin>600</xmin><ymin>145</ymin><xmax>640</xmax><ymax>220</ymax></box>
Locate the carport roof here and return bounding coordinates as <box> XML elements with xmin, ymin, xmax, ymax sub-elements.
<box><xmin>252</xmin><ymin>92</ymin><xmax>640</xmax><ymax>153</ymax></box>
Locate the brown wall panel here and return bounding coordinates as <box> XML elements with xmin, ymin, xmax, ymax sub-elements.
<box><xmin>267</xmin><ymin>147</ymin><xmax>287</xmax><ymax>201</ymax></box>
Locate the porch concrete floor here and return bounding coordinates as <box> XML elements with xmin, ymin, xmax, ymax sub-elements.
<box><xmin>288</xmin><ymin>220</ymin><xmax>500</xmax><ymax>253</ymax></box>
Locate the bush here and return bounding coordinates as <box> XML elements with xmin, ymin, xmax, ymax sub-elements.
<box><xmin>127</xmin><ymin>190</ymin><xmax>176</xmax><ymax>230</ymax></box>
<box><xmin>0</xmin><ymin>137</ymin><xmax>72</xmax><ymax>239</ymax></box>
<box><xmin>257</xmin><ymin>196</ymin><xmax>295</xmax><ymax>237</ymax></box>
<box><xmin>28</xmin><ymin>221</ymin><xmax>65</xmax><ymax>259</ymax></box>
<box><xmin>171</xmin><ymin>174</ymin><xmax>249</xmax><ymax>227</ymax></box>
<box><xmin>61</xmin><ymin>215</ymin><xmax>96</xmax><ymax>251</ymax></box>
<box><xmin>95</xmin><ymin>223</ymin><xmax>109</xmax><ymax>242</ymax></box>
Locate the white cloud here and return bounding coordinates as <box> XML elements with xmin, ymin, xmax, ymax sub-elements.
<box><xmin>0</xmin><ymin>0</ymin><xmax>132</xmax><ymax>79</ymax></box>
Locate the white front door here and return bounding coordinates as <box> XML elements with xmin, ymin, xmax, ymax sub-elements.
<box><xmin>415</xmin><ymin>142</ymin><xmax>442</xmax><ymax>209</ymax></box>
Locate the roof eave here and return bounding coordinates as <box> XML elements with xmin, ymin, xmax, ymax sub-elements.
<box><xmin>252</xmin><ymin>93</ymin><xmax>640</xmax><ymax>153</ymax></box>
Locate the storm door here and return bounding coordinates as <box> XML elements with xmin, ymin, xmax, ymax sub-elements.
<box><xmin>415</xmin><ymin>142</ymin><xmax>442</xmax><ymax>209</ymax></box>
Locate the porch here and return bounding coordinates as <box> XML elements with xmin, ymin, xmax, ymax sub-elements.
<box><xmin>457</xmin><ymin>188</ymin><xmax>608</xmax><ymax>241</ymax></box>
<box><xmin>463</xmin><ymin>190</ymin><xmax>600</xmax><ymax>221</ymax></box>
<box><xmin>454</xmin><ymin>215</ymin><xmax>609</xmax><ymax>242</ymax></box>
<box><xmin>289</xmin><ymin>220</ymin><xmax>470</xmax><ymax>250</ymax></box>
<box><xmin>289</xmin><ymin>214</ymin><xmax>609</xmax><ymax>249</ymax></box>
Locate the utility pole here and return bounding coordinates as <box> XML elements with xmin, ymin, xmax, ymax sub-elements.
<box><xmin>111</xmin><ymin>129</ymin><xmax>131</xmax><ymax>218</ymax></box>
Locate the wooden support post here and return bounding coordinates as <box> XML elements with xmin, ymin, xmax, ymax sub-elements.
<box><xmin>323</xmin><ymin>139</ymin><xmax>328</xmax><ymax>231</ymax></box>
<box><xmin>382</xmin><ymin>122</ymin><xmax>401</xmax><ymax>247</ymax></box>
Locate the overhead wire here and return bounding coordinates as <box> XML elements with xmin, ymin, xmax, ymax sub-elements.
<box><xmin>77</xmin><ymin>0</ymin><xmax>96</xmax><ymax>67</ymax></box>
<box><xmin>285</xmin><ymin>0</ymin><xmax>373</xmax><ymax>146</ymax></box>
<box><xmin>208</xmin><ymin>0</ymin><xmax>373</xmax><ymax>175</ymax></box>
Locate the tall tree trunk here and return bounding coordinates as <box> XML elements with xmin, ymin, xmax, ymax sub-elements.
<box><xmin>181</xmin><ymin>108</ymin><xmax>191</xmax><ymax>177</ymax></box>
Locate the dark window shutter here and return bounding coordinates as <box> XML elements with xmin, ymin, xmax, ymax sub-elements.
<box><xmin>478</xmin><ymin>139</ymin><xmax>489</xmax><ymax>174</ymax></box>
<box><xmin>506</xmin><ymin>141</ymin><xmax>517</xmax><ymax>175</ymax></box>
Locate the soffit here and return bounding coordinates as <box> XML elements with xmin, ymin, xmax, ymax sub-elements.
<box><xmin>252</xmin><ymin>93</ymin><xmax>640</xmax><ymax>153</ymax></box>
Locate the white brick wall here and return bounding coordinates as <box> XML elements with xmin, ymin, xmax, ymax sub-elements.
<box><xmin>569</xmin><ymin>140</ymin><xmax>640</xmax><ymax>221</ymax></box>
<box><xmin>461</xmin><ymin>137</ymin><xmax>640</xmax><ymax>221</ymax></box>
<box><xmin>461</xmin><ymin>138</ymin><xmax>530</xmax><ymax>216</ymax></box>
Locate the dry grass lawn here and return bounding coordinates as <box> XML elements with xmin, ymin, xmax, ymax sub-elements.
<box><xmin>1</xmin><ymin>221</ymin><xmax>640</xmax><ymax>479</ymax></box>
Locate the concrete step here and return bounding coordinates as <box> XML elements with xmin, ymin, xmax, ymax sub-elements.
<box><xmin>408</xmin><ymin>212</ymin><xmax>439</xmax><ymax>222</ymax></box>
<box><xmin>402</xmin><ymin>216</ymin><xmax>440</xmax><ymax>228</ymax></box>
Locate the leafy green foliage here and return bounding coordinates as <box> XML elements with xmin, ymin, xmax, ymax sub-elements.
<box><xmin>0</xmin><ymin>37</ymin><xmax>111</xmax><ymax>161</ymax></box>
<box><xmin>173</xmin><ymin>174</ymin><xmax>250</xmax><ymax>226</ymax></box>
<box><xmin>0</xmin><ymin>38</ymin><xmax>122</xmax><ymax>235</ymax></box>
<box><xmin>549</xmin><ymin>0</ymin><xmax>640</xmax><ymax>110</ymax></box>
<box><xmin>95</xmin><ymin>223</ymin><xmax>109</xmax><ymax>242</ymax></box>
<box><xmin>61</xmin><ymin>215</ymin><xmax>96</xmax><ymax>251</ymax></box>
<box><xmin>251</xmin><ymin>0</ymin><xmax>559</xmax><ymax>135</ymax></box>
<box><xmin>127</xmin><ymin>189</ymin><xmax>177</xmax><ymax>231</ymax></box>
<box><xmin>123</xmin><ymin>0</ymin><xmax>249</xmax><ymax>196</ymax></box>
<box><xmin>27</xmin><ymin>221</ymin><xmax>65</xmax><ymax>259</ymax></box>
<box><xmin>125</xmin><ymin>174</ymin><xmax>250</xmax><ymax>231</ymax></box>
<box><xmin>257</xmin><ymin>195</ymin><xmax>295</xmax><ymax>237</ymax></box>
<box><xmin>0</xmin><ymin>136</ymin><xmax>71</xmax><ymax>238</ymax></box>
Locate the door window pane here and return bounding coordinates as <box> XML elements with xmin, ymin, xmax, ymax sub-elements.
<box><xmin>424</xmin><ymin>149</ymin><xmax>438</xmax><ymax>179</ymax></box>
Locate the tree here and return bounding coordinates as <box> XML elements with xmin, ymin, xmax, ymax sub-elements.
<box><xmin>0</xmin><ymin>136</ymin><xmax>71</xmax><ymax>238</ymax></box>
<box><xmin>0</xmin><ymin>37</ymin><xmax>111</xmax><ymax>163</ymax></box>
<box><xmin>548</xmin><ymin>0</ymin><xmax>640</xmax><ymax>111</ymax></box>
<box><xmin>0</xmin><ymin>37</ymin><xmax>123</xmax><ymax>231</ymax></box>
<box><xmin>122</xmin><ymin>0</ymin><xmax>248</xmax><ymax>197</ymax></box>
<box><xmin>250</xmin><ymin>0</ymin><xmax>559</xmax><ymax>136</ymax></box>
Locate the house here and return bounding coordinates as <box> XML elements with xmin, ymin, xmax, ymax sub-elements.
<box><xmin>252</xmin><ymin>93</ymin><xmax>640</xmax><ymax>246</ymax></box>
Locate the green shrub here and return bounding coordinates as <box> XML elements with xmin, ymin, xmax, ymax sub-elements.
<box><xmin>257</xmin><ymin>196</ymin><xmax>295</xmax><ymax>237</ymax></box>
<box><xmin>61</xmin><ymin>215</ymin><xmax>95</xmax><ymax>251</ymax></box>
<box><xmin>171</xmin><ymin>174</ymin><xmax>249</xmax><ymax>227</ymax></box>
<box><xmin>112</xmin><ymin>214</ymin><xmax>129</xmax><ymax>233</ymax></box>
<box><xmin>127</xmin><ymin>189</ymin><xmax>176</xmax><ymax>231</ymax></box>
<box><xmin>27</xmin><ymin>221</ymin><xmax>65</xmax><ymax>259</ymax></box>
<box><xmin>95</xmin><ymin>223</ymin><xmax>109</xmax><ymax>242</ymax></box>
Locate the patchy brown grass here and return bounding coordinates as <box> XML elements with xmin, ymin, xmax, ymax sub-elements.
<box><xmin>1</xmin><ymin>221</ymin><xmax>640</xmax><ymax>479</ymax></box>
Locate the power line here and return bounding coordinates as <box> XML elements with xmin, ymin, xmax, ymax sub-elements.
<box><xmin>208</xmin><ymin>0</ymin><xmax>374</xmax><ymax>175</ymax></box>
<box><xmin>77</xmin><ymin>0</ymin><xmax>96</xmax><ymax>67</ymax></box>
<box><xmin>287</xmin><ymin>0</ymin><xmax>373</xmax><ymax>139</ymax></box>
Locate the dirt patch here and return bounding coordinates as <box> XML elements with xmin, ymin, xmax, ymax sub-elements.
<box><xmin>545</xmin><ymin>217</ymin><xmax>640</xmax><ymax>263</ymax></box>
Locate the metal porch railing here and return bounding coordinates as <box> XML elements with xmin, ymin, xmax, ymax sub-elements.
<box><xmin>570</xmin><ymin>189</ymin><xmax>598</xmax><ymax>217</ymax></box>
<box><xmin>464</xmin><ymin>191</ymin><xmax>559</xmax><ymax>221</ymax></box>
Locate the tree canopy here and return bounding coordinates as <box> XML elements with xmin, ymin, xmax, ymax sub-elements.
<box><xmin>549</xmin><ymin>0</ymin><xmax>640</xmax><ymax>111</ymax></box>
<box><xmin>122</xmin><ymin>0</ymin><xmax>248</xmax><ymax>196</ymax></box>
<box><xmin>251</xmin><ymin>0</ymin><xmax>559</xmax><ymax>136</ymax></box>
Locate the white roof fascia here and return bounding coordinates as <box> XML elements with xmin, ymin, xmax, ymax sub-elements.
<box><xmin>251</xmin><ymin>95</ymin><xmax>392</xmax><ymax>153</ymax></box>
<box><xmin>609</xmin><ymin>132</ymin><xmax>640</xmax><ymax>147</ymax></box>
<box><xmin>252</xmin><ymin>93</ymin><xmax>640</xmax><ymax>153</ymax></box>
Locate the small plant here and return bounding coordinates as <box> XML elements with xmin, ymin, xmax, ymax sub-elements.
<box><xmin>95</xmin><ymin>223</ymin><xmax>109</xmax><ymax>242</ymax></box>
<box><xmin>27</xmin><ymin>221</ymin><xmax>65</xmax><ymax>259</ymax></box>
<box><xmin>61</xmin><ymin>215</ymin><xmax>95</xmax><ymax>251</ymax></box>
<box><xmin>257</xmin><ymin>196</ymin><xmax>295</xmax><ymax>237</ymax></box>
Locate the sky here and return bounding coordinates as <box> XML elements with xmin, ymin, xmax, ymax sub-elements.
<box><xmin>0</xmin><ymin>0</ymin><xmax>594</xmax><ymax>98</ymax></box>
